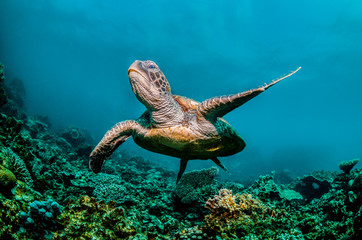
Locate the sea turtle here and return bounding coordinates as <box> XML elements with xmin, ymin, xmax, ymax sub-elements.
<box><xmin>89</xmin><ymin>60</ymin><xmax>300</xmax><ymax>182</ymax></box>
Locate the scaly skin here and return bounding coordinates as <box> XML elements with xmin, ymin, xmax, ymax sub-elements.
<box><xmin>90</xmin><ymin>60</ymin><xmax>301</xmax><ymax>182</ymax></box>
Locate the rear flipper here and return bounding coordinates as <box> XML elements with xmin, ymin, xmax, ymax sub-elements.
<box><xmin>176</xmin><ymin>157</ymin><xmax>230</xmax><ymax>184</ymax></box>
<box><xmin>211</xmin><ymin>157</ymin><xmax>230</xmax><ymax>173</ymax></box>
<box><xmin>176</xmin><ymin>159</ymin><xmax>188</xmax><ymax>183</ymax></box>
<box><xmin>89</xmin><ymin>120</ymin><xmax>142</xmax><ymax>173</ymax></box>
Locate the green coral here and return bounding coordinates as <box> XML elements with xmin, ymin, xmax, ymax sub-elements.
<box><xmin>0</xmin><ymin>147</ymin><xmax>33</xmax><ymax>188</ymax></box>
<box><xmin>173</xmin><ymin>167</ymin><xmax>219</xmax><ymax>209</ymax></box>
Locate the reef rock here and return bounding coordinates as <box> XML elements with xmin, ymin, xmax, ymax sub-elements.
<box><xmin>293</xmin><ymin>171</ymin><xmax>335</xmax><ymax>201</ymax></box>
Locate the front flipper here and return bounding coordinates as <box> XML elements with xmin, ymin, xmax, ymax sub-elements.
<box><xmin>89</xmin><ymin>120</ymin><xmax>143</xmax><ymax>173</ymax></box>
<box><xmin>197</xmin><ymin>67</ymin><xmax>301</xmax><ymax>120</ymax></box>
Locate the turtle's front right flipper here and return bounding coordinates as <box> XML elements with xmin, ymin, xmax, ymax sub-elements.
<box><xmin>197</xmin><ymin>67</ymin><xmax>301</xmax><ymax>120</ymax></box>
<box><xmin>90</xmin><ymin>120</ymin><xmax>143</xmax><ymax>173</ymax></box>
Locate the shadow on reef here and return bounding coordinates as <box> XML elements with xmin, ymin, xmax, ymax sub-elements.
<box><xmin>1</xmin><ymin>62</ymin><xmax>362</xmax><ymax>239</ymax></box>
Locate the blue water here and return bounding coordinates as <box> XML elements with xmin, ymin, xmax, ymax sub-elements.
<box><xmin>1</xmin><ymin>0</ymin><xmax>361</xmax><ymax>179</ymax></box>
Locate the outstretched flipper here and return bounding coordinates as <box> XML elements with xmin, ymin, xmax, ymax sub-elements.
<box><xmin>89</xmin><ymin>120</ymin><xmax>144</xmax><ymax>173</ymax></box>
<box><xmin>197</xmin><ymin>67</ymin><xmax>301</xmax><ymax>120</ymax></box>
<box><xmin>176</xmin><ymin>158</ymin><xmax>188</xmax><ymax>184</ymax></box>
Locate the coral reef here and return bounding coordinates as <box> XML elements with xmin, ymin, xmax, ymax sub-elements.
<box><xmin>0</xmin><ymin>63</ymin><xmax>361</xmax><ymax>239</ymax></box>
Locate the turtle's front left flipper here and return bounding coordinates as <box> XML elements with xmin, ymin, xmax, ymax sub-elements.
<box><xmin>197</xmin><ymin>67</ymin><xmax>301</xmax><ymax>120</ymax></box>
<box><xmin>89</xmin><ymin>120</ymin><xmax>145</xmax><ymax>173</ymax></box>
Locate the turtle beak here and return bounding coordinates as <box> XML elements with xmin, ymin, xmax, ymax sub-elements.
<box><xmin>128</xmin><ymin>60</ymin><xmax>140</xmax><ymax>75</ymax></box>
<box><xmin>128</xmin><ymin>60</ymin><xmax>148</xmax><ymax>79</ymax></box>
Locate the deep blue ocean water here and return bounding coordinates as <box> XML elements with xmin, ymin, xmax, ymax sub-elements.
<box><xmin>0</xmin><ymin>0</ymin><xmax>361</xmax><ymax>180</ymax></box>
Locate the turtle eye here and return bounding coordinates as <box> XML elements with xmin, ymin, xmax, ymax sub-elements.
<box><xmin>149</xmin><ymin>65</ymin><xmax>156</xmax><ymax>69</ymax></box>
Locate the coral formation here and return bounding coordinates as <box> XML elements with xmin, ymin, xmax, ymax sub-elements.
<box><xmin>53</xmin><ymin>196</ymin><xmax>138</xmax><ymax>239</ymax></box>
<box><xmin>339</xmin><ymin>158</ymin><xmax>359</xmax><ymax>174</ymax></box>
<box><xmin>19</xmin><ymin>199</ymin><xmax>62</xmax><ymax>239</ymax></box>
<box><xmin>0</xmin><ymin>147</ymin><xmax>34</xmax><ymax>187</ymax></box>
<box><xmin>202</xmin><ymin>189</ymin><xmax>291</xmax><ymax>239</ymax></box>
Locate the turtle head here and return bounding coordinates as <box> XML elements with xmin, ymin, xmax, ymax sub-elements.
<box><xmin>128</xmin><ymin>60</ymin><xmax>172</xmax><ymax>110</ymax></box>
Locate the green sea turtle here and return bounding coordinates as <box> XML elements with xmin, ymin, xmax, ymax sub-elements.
<box><xmin>90</xmin><ymin>60</ymin><xmax>300</xmax><ymax>182</ymax></box>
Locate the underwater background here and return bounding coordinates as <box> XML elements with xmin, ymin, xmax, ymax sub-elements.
<box><xmin>1</xmin><ymin>0</ymin><xmax>362</xmax><ymax>239</ymax></box>
<box><xmin>1</xmin><ymin>0</ymin><xmax>362</xmax><ymax>177</ymax></box>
